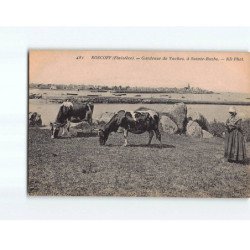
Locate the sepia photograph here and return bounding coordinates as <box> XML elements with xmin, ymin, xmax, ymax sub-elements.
<box><xmin>28</xmin><ymin>50</ymin><xmax>250</xmax><ymax>197</ymax></box>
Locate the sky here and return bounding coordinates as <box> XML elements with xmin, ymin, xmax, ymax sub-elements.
<box><xmin>29</xmin><ymin>50</ymin><xmax>250</xmax><ymax>93</ymax></box>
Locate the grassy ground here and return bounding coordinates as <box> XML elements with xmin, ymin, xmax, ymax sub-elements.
<box><xmin>28</xmin><ymin>128</ymin><xmax>250</xmax><ymax>197</ymax></box>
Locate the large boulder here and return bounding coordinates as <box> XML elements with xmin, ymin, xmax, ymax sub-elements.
<box><xmin>188</xmin><ymin>111</ymin><xmax>210</xmax><ymax>131</ymax></box>
<box><xmin>70</xmin><ymin>121</ymin><xmax>92</xmax><ymax>133</ymax></box>
<box><xmin>186</xmin><ymin>121</ymin><xmax>203</xmax><ymax>138</ymax></box>
<box><xmin>161</xmin><ymin>103</ymin><xmax>187</xmax><ymax>133</ymax></box>
<box><xmin>202</xmin><ymin>129</ymin><xmax>213</xmax><ymax>139</ymax></box>
<box><xmin>160</xmin><ymin>115</ymin><xmax>178</xmax><ymax>134</ymax></box>
<box><xmin>97</xmin><ymin>112</ymin><xmax>115</xmax><ymax>125</ymax></box>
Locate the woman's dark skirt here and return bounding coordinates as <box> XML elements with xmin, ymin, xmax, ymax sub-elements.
<box><xmin>224</xmin><ymin>129</ymin><xmax>246</xmax><ymax>163</ymax></box>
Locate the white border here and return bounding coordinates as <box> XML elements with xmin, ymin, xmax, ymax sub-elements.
<box><xmin>0</xmin><ymin>220</ymin><xmax>249</xmax><ymax>250</ymax></box>
<box><xmin>0</xmin><ymin>0</ymin><xmax>250</xmax><ymax>26</ymax></box>
<box><xmin>0</xmin><ymin>27</ymin><xmax>250</xmax><ymax>220</ymax></box>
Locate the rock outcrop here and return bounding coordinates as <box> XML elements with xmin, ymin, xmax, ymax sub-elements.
<box><xmin>97</xmin><ymin>112</ymin><xmax>115</xmax><ymax>125</ymax></box>
<box><xmin>160</xmin><ymin>115</ymin><xmax>178</xmax><ymax>134</ymax></box>
<box><xmin>186</xmin><ymin>121</ymin><xmax>214</xmax><ymax>139</ymax></box>
<box><xmin>161</xmin><ymin>103</ymin><xmax>187</xmax><ymax>133</ymax></box>
<box><xmin>188</xmin><ymin>111</ymin><xmax>210</xmax><ymax>131</ymax></box>
<box><xmin>202</xmin><ymin>129</ymin><xmax>213</xmax><ymax>139</ymax></box>
<box><xmin>186</xmin><ymin>121</ymin><xmax>203</xmax><ymax>138</ymax></box>
<box><xmin>70</xmin><ymin>121</ymin><xmax>92</xmax><ymax>133</ymax></box>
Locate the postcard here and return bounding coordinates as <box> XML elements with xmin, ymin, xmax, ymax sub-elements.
<box><xmin>28</xmin><ymin>50</ymin><xmax>250</xmax><ymax>197</ymax></box>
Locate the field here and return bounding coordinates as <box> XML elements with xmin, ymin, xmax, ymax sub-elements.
<box><xmin>28</xmin><ymin>128</ymin><xmax>250</xmax><ymax>197</ymax></box>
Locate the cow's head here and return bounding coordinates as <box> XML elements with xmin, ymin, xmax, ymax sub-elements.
<box><xmin>98</xmin><ymin>129</ymin><xmax>109</xmax><ymax>145</ymax></box>
<box><xmin>50</xmin><ymin>122</ymin><xmax>60</xmax><ymax>139</ymax></box>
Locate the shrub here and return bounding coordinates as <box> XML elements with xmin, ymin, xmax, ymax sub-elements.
<box><xmin>242</xmin><ymin>119</ymin><xmax>250</xmax><ymax>142</ymax></box>
<box><xmin>209</xmin><ymin>119</ymin><xmax>250</xmax><ymax>142</ymax></box>
<box><xmin>209</xmin><ymin>120</ymin><xmax>226</xmax><ymax>138</ymax></box>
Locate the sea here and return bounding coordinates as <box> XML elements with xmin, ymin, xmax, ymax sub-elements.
<box><xmin>29</xmin><ymin>89</ymin><xmax>250</xmax><ymax>126</ymax></box>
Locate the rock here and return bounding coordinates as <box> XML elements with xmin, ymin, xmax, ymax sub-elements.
<box><xmin>188</xmin><ymin>111</ymin><xmax>210</xmax><ymax>131</ymax></box>
<box><xmin>70</xmin><ymin>121</ymin><xmax>92</xmax><ymax>133</ymax></box>
<box><xmin>81</xmin><ymin>121</ymin><xmax>92</xmax><ymax>131</ymax></box>
<box><xmin>202</xmin><ymin>130</ymin><xmax>213</xmax><ymax>139</ymax></box>
<box><xmin>161</xmin><ymin>102</ymin><xmax>187</xmax><ymax>133</ymax></box>
<box><xmin>186</xmin><ymin>121</ymin><xmax>203</xmax><ymax>138</ymax></box>
<box><xmin>97</xmin><ymin>112</ymin><xmax>115</xmax><ymax>124</ymax></box>
<box><xmin>160</xmin><ymin>115</ymin><xmax>178</xmax><ymax>134</ymax></box>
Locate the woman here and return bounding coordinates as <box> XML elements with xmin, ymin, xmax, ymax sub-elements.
<box><xmin>224</xmin><ymin>106</ymin><xmax>246</xmax><ymax>163</ymax></box>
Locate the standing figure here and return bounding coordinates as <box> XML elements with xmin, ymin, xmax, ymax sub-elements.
<box><xmin>224</xmin><ymin>106</ymin><xmax>246</xmax><ymax>163</ymax></box>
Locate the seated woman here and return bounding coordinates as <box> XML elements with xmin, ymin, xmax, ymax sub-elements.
<box><xmin>224</xmin><ymin>106</ymin><xmax>247</xmax><ymax>163</ymax></box>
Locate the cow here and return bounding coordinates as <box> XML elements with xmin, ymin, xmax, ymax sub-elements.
<box><xmin>29</xmin><ymin>112</ymin><xmax>42</xmax><ymax>127</ymax></box>
<box><xmin>50</xmin><ymin>101</ymin><xmax>94</xmax><ymax>138</ymax></box>
<box><xmin>98</xmin><ymin>109</ymin><xmax>162</xmax><ymax>146</ymax></box>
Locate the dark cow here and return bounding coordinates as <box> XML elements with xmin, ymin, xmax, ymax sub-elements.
<box><xmin>50</xmin><ymin>101</ymin><xmax>94</xmax><ymax>138</ymax></box>
<box><xmin>29</xmin><ymin>112</ymin><xmax>42</xmax><ymax>126</ymax></box>
<box><xmin>98</xmin><ymin>109</ymin><xmax>161</xmax><ymax>146</ymax></box>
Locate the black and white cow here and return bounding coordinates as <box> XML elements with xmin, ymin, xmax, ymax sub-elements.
<box><xmin>50</xmin><ymin>101</ymin><xmax>94</xmax><ymax>138</ymax></box>
<box><xmin>98</xmin><ymin>109</ymin><xmax>161</xmax><ymax>146</ymax></box>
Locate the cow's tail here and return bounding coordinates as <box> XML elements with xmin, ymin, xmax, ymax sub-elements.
<box><xmin>55</xmin><ymin>105</ymin><xmax>64</xmax><ymax>123</ymax></box>
<box><xmin>89</xmin><ymin>102</ymin><xmax>94</xmax><ymax>112</ymax></box>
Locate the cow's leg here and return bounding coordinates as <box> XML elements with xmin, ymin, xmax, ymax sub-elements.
<box><xmin>123</xmin><ymin>129</ymin><xmax>128</xmax><ymax>147</ymax></box>
<box><xmin>64</xmin><ymin>121</ymin><xmax>70</xmax><ymax>137</ymax></box>
<box><xmin>147</xmin><ymin>130</ymin><xmax>154</xmax><ymax>145</ymax></box>
<box><xmin>61</xmin><ymin>120</ymin><xmax>70</xmax><ymax>137</ymax></box>
<box><xmin>88</xmin><ymin>113</ymin><xmax>93</xmax><ymax>125</ymax></box>
<box><xmin>61</xmin><ymin>126</ymin><xmax>66</xmax><ymax>136</ymax></box>
<box><xmin>85</xmin><ymin>110</ymin><xmax>93</xmax><ymax>125</ymax></box>
<box><xmin>63</xmin><ymin>121</ymin><xmax>71</xmax><ymax>137</ymax></box>
<box><xmin>154</xmin><ymin>129</ymin><xmax>162</xmax><ymax>146</ymax></box>
<box><xmin>67</xmin><ymin>121</ymin><xmax>71</xmax><ymax>133</ymax></box>
<box><xmin>87</xmin><ymin>113</ymin><xmax>93</xmax><ymax>131</ymax></box>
